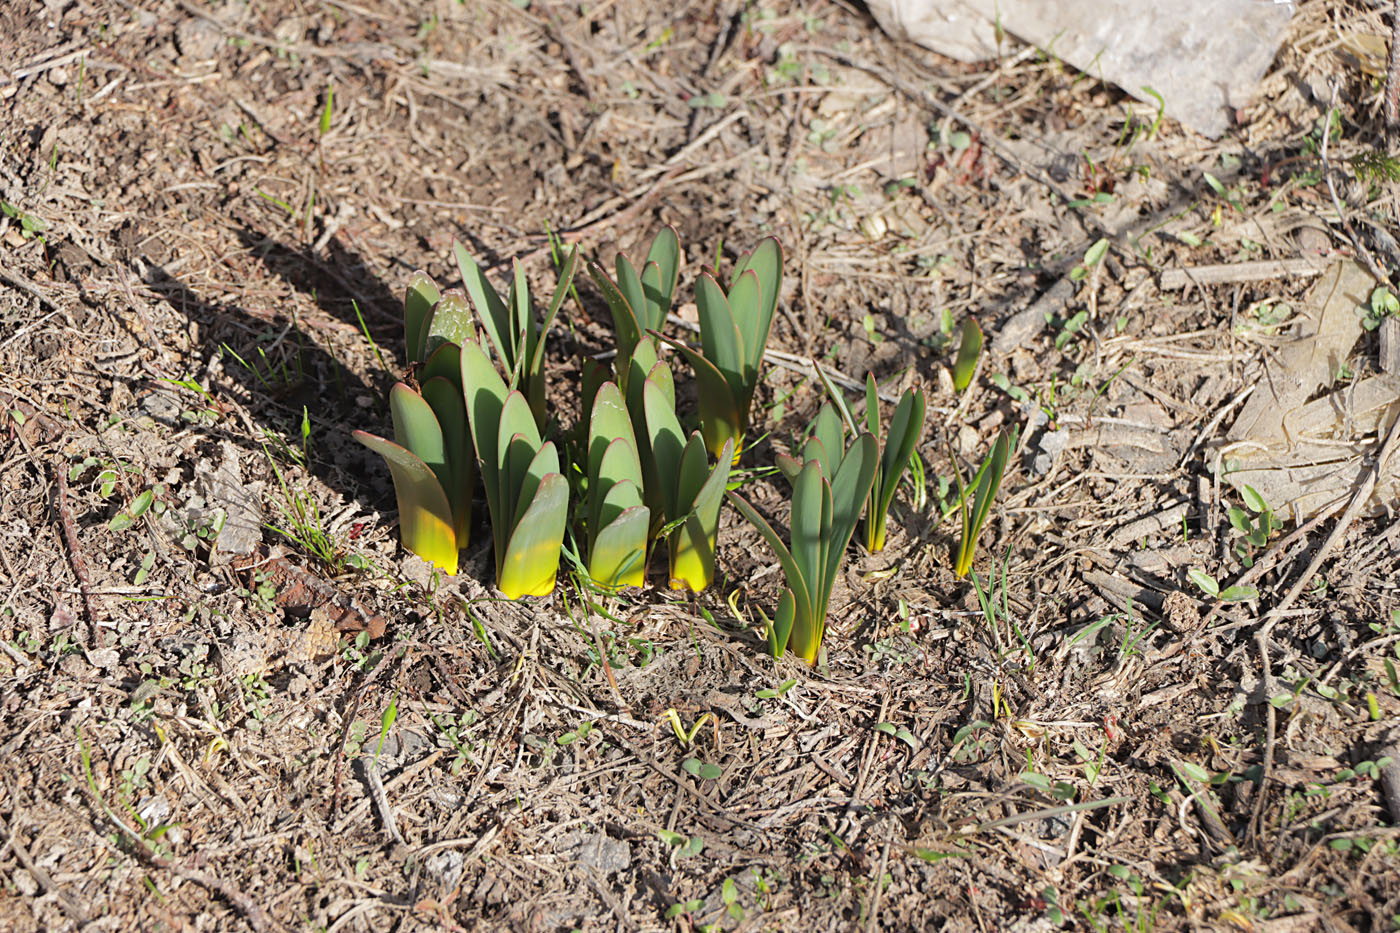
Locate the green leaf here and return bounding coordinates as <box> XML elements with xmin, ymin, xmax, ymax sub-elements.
<box><xmin>390</xmin><ymin>383</ymin><xmax>449</xmax><ymax>491</ymax></box>
<box><xmin>420</xmin><ymin>342</ymin><xmax>462</xmax><ymax>388</ymax></box>
<box><xmin>587</xmin><ymin>261</ymin><xmax>642</xmax><ymax>365</ymax></box>
<box><xmin>508</xmin><ymin>437</ymin><xmax>559</xmax><ymax>549</ymax></box>
<box><xmin>769</xmin><ymin>589</ymin><xmax>796</xmax><ymax>658</ymax></box>
<box><xmin>507</xmin><ymin>260</ymin><xmax>530</xmax><ymax>386</ymax></box>
<box><xmin>496</xmin><ymin>392</ymin><xmax>546</xmax><ymax>532</ymax></box>
<box><xmin>596</xmin><ymin>472</ymin><xmax>644</xmax><ymax>533</ymax></box>
<box><xmin>1083</xmin><ymin>237</ymin><xmax>1109</xmax><ymax>268</ymax></box>
<box><xmin>587</xmin><ymin>382</ymin><xmax>642</xmax><ymax>537</ymax></box>
<box><xmin>825</xmin><ymin>433</ymin><xmax>878</xmax><ymax>591</ymax></box>
<box><xmin>731</xmin><ymin>237</ymin><xmax>782</xmax><ymax>374</ymax></box>
<box><xmin>1218</xmin><ymin>585</ymin><xmax>1259</xmax><ymax>602</ymax></box>
<box><xmin>727</xmin><ymin>490</ymin><xmax>813</xmax><ymax>654</ymax></box>
<box><xmin>1240</xmin><ymin>484</ymin><xmax>1268</xmax><ymax>514</ymax></box>
<box><xmin>653</xmin><ymin>332</ymin><xmax>741</xmax><ymax>460</ymax></box>
<box><xmin>694</xmin><ymin>271</ymin><xmax>746</xmax><ymax>396</ymax></box>
<box><xmin>353</xmin><ymin>429</ymin><xmax>458</xmax><ymax>574</ymax></box>
<box><xmin>454</xmin><ymin>242</ymin><xmax>514</xmax><ymax>371</ymax></box>
<box><xmin>789</xmin><ymin>460</ymin><xmax>827</xmax><ymax>638</ymax></box>
<box><xmin>404</xmin><ymin>271</ymin><xmax>440</xmax><ymax>365</ymax></box>
<box><xmin>1187</xmin><ymin>569</ymin><xmax>1219</xmax><ymax>598</ymax></box>
<box><xmin>588</xmin><ymin>503</ymin><xmax>649</xmax><ymax>589</ymax></box>
<box><xmin>526</xmin><ymin>244</ymin><xmax>577</xmax><ymax>420</ymax></box>
<box><xmin>952</xmin><ymin>318</ymin><xmax>982</xmax><ymax>392</ymax></box>
<box><xmin>460</xmin><ymin>341</ymin><xmax>510</xmax><ymax>556</ymax></box>
<box><xmin>129</xmin><ymin>489</ymin><xmax>154</xmax><ymax>518</ymax></box>
<box><xmin>810</xmin><ymin>404</ymin><xmax>843</xmax><ymax>480</ymax></box>
<box><xmin>775</xmin><ymin>452</ymin><xmax>803</xmax><ymax>484</ymax></box>
<box><xmin>498</xmin><ymin>471</ymin><xmax>568</xmax><ymax>598</ymax></box>
<box><xmin>724</xmin><ymin>268</ymin><xmax>766</xmax><ymax>415</ymax></box>
<box><xmin>1175</xmin><ymin>759</ymin><xmax>1211</xmax><ymax>783</ymax></box>
<box><xmin>644</xmin><ymin>377</ymin><xmax>687</xmax><ymax>519</ymax></box>
<box><xmin>669</xmin><ymin>436</ymin><xmax>733</xmax><ymax>592</ymax></box>
<box><xmin>642</xmin><ymin>226</ymin><xmax>681</xmax><ymax>330</ymax></box>
<box><xmin>614</xmin><ymin>254</ymin><xmax>648</xmax><ymax>347</ymax></box>
<box><xmin>1203</xmin><ymin>171</ymin><xmax>1226</xmax><ymax>196</ymax></box>
<box><xmin>419</xmin><ymin>376</ymin><xmax>472</xmax><ymax>544</ymax></box>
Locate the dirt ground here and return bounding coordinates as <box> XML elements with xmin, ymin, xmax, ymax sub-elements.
<box><xmin>4</xmin><ymin>0</ymin><xmax>1400</xmax><ymax>930</ymax></box>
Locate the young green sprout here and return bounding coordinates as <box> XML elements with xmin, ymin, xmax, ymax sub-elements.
<box><xmin>952</xmin><ymin>318</ymin><xmax>982</xmax><ymax>393</ymax></box>
<box><xmin>728</xmin><ymin>404</ymin><xmax>878</xmax><ymax>662</ymax></box>
<box><xmin>643</xmin><ymin>377</ymin><xmax>734</xmax><ymax>592</ymax></box>
<box><xmin>952</xmin><ymin>428</ymin><xmax>1016</xmax><ymax>578</ymax></box>
<box><xmin>461</xmin><ymin>340</ymin><xmax>569</xmax><ymax>599</ymax></box>
<box><xmin>354</xmin><ymin>277</ymin><xmax>477</xmax><ymax>574</ymax></box>
<box><xmin>656</xmin><ymin>237</ymin><xmax>783</xmax><ymax>461</ymax></box>
<box><xmin>584</xmin><ymin>382</ymin><xmax>650</xmax><ymax>590</ymax></box>
<box><xmin>586</xmin><ymin>226</ymin><xmax>682</xmax><ymax>370</ymax></box>
<box><xmin>454</xmin><ymin>241</ymin><xmax>577</xmax><ymax>431</ymax></box>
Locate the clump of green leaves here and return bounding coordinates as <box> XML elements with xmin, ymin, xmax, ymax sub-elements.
<box><xmin>1351</xmin><ymin>150</ymin><xmax>1400</xmax><ymax>185</ymax></box>
<box><xmin>729</xmin><ymin>405</ymin><xmax>878</xmax><ymax>661</ymax></box>
<box><xmin>1363</xmin><ymin>284</ymin><xmax>1399</xmax><ymax>331</ymax></box>
<box><xmin>354</xmin><ymin>278</ymin><xmax>477</xmax><ymax>574</ymax></box>
<box><xmin>1228</xmin><ymin>484</ymin><xmax>1282</xmax><ymax>567</ymax></box>
<box><xmin>657</xmin><ymin>237</ymin><xmax>783</xmax><ymax>460</ymax></box>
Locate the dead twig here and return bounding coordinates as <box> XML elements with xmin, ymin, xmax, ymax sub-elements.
<box><xmin>54</xmin><ymin>465</ymin><xmax>96</xmax><ymax>642</ymax></box>
<box><xmin>1159</xmin><ymin>258</ymin><xmax>1327</xmax><ymax>289</ymax></box>
<box><xmin>1386</xmin><ymin>0</ymin><xmax>1400</xmax><ymax>147</ymax></box>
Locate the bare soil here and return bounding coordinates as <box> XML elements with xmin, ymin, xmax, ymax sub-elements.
<box><xmin>3</xmin><ymin>1</ymin><xmax>1400</xmax><ymax>931</ymax></box>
